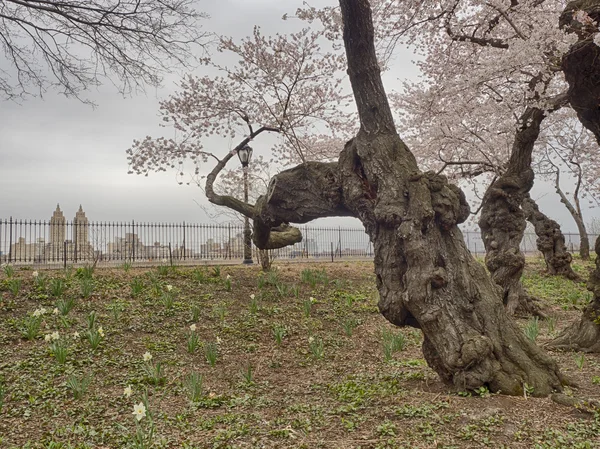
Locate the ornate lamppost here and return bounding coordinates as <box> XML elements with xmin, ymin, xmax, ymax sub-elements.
<box><xmin>237</xmin><ymin>144</ymin><xmax>253</xmax><ymax>264</ymax></box>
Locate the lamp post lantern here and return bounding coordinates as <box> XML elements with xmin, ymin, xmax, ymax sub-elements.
<box><xmin>237</xmin><ymin>145</ymin><xmax>254</xmax><ymax>264</ymax></box>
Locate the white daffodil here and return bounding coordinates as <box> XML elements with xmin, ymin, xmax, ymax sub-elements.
<box><xmin>216</xmin><ymin>336</ymin><xmax>222</xmax><ymax>344</ymax></box>
<box><xmin>310</xmin><ymin>297</ymin><xmax>316</xmax><ymax>303</ymax></box>
<box><xmin>308</xmin><ymin>336</ymin><xmax>315</xmax><ymax>344</ymax></box>
<box><xmin>51</xmin><ymin>331</ymin><xmax>60</xmax><ymax>341</ymax></box>
<box><xmin>132</xmin><ymin>402</ymin><xmax>146</xmax><ymax>421</ymax></box>
<box><xmin>226</xmin><ymin>274</ymin><xmax>231</xmax><ymax>280</ymax></box>
<box><xmin>32</xmin><ymin>309</ymin><xmax>42</xmax><ymax>317</ymax></box>
<box><xmin>32</xmin><ymin>271</ymin><xmax>39</xmax><ymax>278</ymax></box>
<box><xmin>143</xmin><ymin>351</ymin><xmax>152</xmax><ymax>362</ymax></box>
<box><xmin>39</xmin><ymin>307</ymin><xmax>47</xmax><ymax>315</ymax></box>
<box><xmin>166</xmin><ymin>285</ymin><xmax>173</xmax><ymax>292</ymax></box>
<box><xmin>190</xmin><ymin>323</ymin><xmax>197</xmax><ymax>332</ymax></box>
<box><xmin>53</xmin><ymin>308</ymin><xmax>59</xmax><ymax>315</ymax></box>
<box><xmin>161</xmin><ymin>258</ymin><xmax>167</xmax><ymax>264</ymax></box>
<box><xmin>98</xmin><ymin>326</ymin><xmax>105</xmax><ymax>337</ymax></box>
<box><xmin>123</xmin><ymin>385</ymin><xmax>133</xmax><ymax>398</ymax></box>
<box><xmin>44</xmin><ymin>334</ymin><xmax>52</xmax><ymax>342</ymax></box>
<box><xmin>250</xmin><ymin>294</ymin><xmax>255</xmax><ymax>300</ymax></box>
<box><xmin>73</xmin><ymin>331</ymin><xmax>80</xmax><ymax>339</ymax></box>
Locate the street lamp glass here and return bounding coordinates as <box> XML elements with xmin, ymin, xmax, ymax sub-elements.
<box><xmin>237</xmin><ymin>145</ymin><xmax>253</xmax><ymax>167</ymax></box>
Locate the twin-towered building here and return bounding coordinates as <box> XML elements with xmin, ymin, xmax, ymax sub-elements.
<box><xmin>10</xmin><ymin>204</ymin><xmax>92</xmax><ymax>261</ymax></box>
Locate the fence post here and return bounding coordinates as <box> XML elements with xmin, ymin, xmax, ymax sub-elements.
<box><xmin>331</xmin><ymin>242</ymin><xmax>334</xmax><ymax>262</ymax></box>
<box><xmin>132</xmin><ymin>220</ymin><xmax>136</xmax><ymax>261</ymax></box>
<box><xmin>8</xmin><ymin>216</ymin><xmax>13</xmax><ymax>263</ymax></box>
<box><xmin>74</xmin><ymin>219</ymin><xmax>78</xmax><ymax>263</ymax></box>
<box><xmin>228</xmin><ymin>224</ymin><xmax>231</xmax><ymax>260</ymax></box>
<box><xmin>182</xmin><ymin>221</ymin><xmax>186</xmax><ymax>260</ymax></box>
<box><xmin>169</xmin><ymin>242</ymin><xmax>173</xmax><ymax>266</ymax></box>
<box><xmin>63</xmin><ymin>240</ymin><xmax>67</xmax><ymax>269</ymax></box>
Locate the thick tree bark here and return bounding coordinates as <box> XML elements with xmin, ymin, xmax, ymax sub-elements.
<box><xmin>560</xmin><ymin>1</ymin><xmax>600</xmax><ymax>145</ymax></box>
<box><xmin>479</xmin><ymin>108</ymin><xmax>547</xmax><ymax>317</ymax></box>
<box><xmin>522</xmin><ymin>195</ymin><xmax>580</xmax><ymax>280</ymax></box>
<box><xmin>246</xmin><ymin>0</ymin><xmax>568</xmax><ymax>396</ymax></box>
<box><xmin>548</xmin><ymin>235</ymin><xmax>600</xmax><ymax>352</ymax></box>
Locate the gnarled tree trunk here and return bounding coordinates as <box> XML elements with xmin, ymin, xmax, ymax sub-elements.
<box><xmin>237</xmin><ymin>0</ymin><xmax>567</xmax><ymax>396</ymax></box>
<box><xmin>522</xmin><ymin>194</ymin><xmax>580</xmax><ymax>280</ymax></box>
<box><xmin>560</xmin><ymin>1</ymin><xmax>600</xmax><ymax>146</ymax></box>
<box><xmin>479</xmin><ymin>108</ymin><xmax>547</xmax><ymax>317</ymax></box>
<box><xmin>548</xmin><ymin>235</ymin><xmax>600</xmax><ymax>352</ymax></box>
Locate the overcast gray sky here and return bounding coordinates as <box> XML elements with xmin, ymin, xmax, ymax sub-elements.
<box><xmin>0</xmin><ymin>0</ymin><xmax>596</xmax><ymax>234</ymax></box>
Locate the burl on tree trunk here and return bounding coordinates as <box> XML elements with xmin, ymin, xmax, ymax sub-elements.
<box><xmin>548</xmin><ymin>235</ymin><xmax>600</xmax><ymax>352</ymax></box>
<box><xmin>522</xmin><ymin>195</ymin><xmax>580</xmax><ymax>280</ymax></box>
<box><xmin>231</xmin><ymin>0</ymin><xmax>566</xmax><ymax>396</ymax></box>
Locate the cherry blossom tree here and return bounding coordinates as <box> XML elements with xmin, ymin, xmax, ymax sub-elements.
<box><xmin>546</xmin><ymin>0</ymin><xmax>600</xmax><ymax>353</ymax></box>
<box><xmin>536</xmin><ymin>111</ymin><xmax>600</xmax><ymax>260</ymax></box>
<box><xmin>130</xmin><ymin>0</ymin><xmax>581</xmax><ymax>392</ymax></box>
<box><xmin>294</xmin><ymin>0</ymin><xmax>590</xmax><ymax>314</ymax></box>
<box><xmin>0</xmin><ymin>0</ymin><xmax>208</xmax><ymax>103</ymax></box>
<box><xmin>128</xmin><ymin>26</ymin><xmax>355</xmax><ymax>248</ymax></box>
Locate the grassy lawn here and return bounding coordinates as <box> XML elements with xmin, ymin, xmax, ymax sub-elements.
<box><xmin>0</xmin><ymin>259</ymin><xmax>599</xmax><ymax>448</ymax></box>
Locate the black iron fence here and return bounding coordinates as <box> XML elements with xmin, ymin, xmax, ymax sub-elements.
<box><xmin>0</xmin><ymin>217</ymin><xmax>595</xmax><ymax>267</ymax></box>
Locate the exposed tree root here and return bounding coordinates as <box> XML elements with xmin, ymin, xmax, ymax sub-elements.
<box><xmin>551</xmin><ymin>393</ymin><xmax>600</xmax><ymax>414</ymax></box>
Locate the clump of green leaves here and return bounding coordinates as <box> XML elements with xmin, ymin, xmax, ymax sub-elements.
<box><xmin>161</xmin><ymin>290</ymin><xmax>175</xmax><ymax>310</ymax></box>
<box><xmin>249</xmin><ymin>295</ymin><xmax>259</xmax><ymax>314</ymax></box>
<box><xmin>7</xmin><ymin>278</ymin><xmax>22</xmax><ymax>296</ymax></box>
<box><xmin>122</xmin><ymin>261</ymin><xmax>133</xmax><ymax>273</ymax></box>
<box><xmin>79</xmin><ymin>279</ymin><xmax>94</xmax><ymax>298</ymax></box>
<box><xmin>158</xmin><ymin>264</ymin><xmax>170</xmax><ymax>276</ymax></box>
<box><xmin>342</xmin><ymin>318</ymin><xmax>358</xmax><ymax>337</ymax></box>
<box><xmin>50</xmin><ymin>339</ymin><xmax>68</xmax><ymax>364</ymax></box>
<box><xmin>2</xmin><ymin>264</ymin><xmax>15</xmax><ymax>278</ymax></box>
<box><xmin>87</xmin><ymin>311</ymin><xmax>97</xmax><ymax>330</ymax></box>
<box><xmin>302</xmin><ymin>299</ymin><xmax>313</xmax><ymax>318</ymax></box>
<box><xmin>33</xmin><ymin>273</ymin><xmax>48</xmax><ymax>290</ymax></box>
<box><xmin>86</xmin><ymin>324</ymin><xmax>103</xmax><ymax>352</ymax></box>
<box><xmin>241</xmin><ymin>364</ymin><xmax>254</xmax><ymax>385</ymax></box>
<box><xmin>192</xmin><ymin>268</ymin><xmax>207</xmax><ymax>284</ymax></box>
<box><xmin>56</xmin><ymin>297</ymin><xmax>76</xmax><ymax>316</ymax></box>
<box><xmin>204</xmin><ymin>342</ymin><xmax>218</xmax><ymax>367</ymax></box>
<box><xmin>66</xmin><ymin>373</ymin><xmax>92</xmax><ymax>400</ymax></box>
<box><xmin>20</xmin><ymin>315</ymin><xmax>42</xmax><ymax>340</ymax></box>
<box><xmin>187</xmin><ymin>328</ymin><xmax>199</xmax><ymax>354</ymax></box>
<box><xmin>575</xmin><ymin>353</ymin><xmax>585</xmax><ymax>370</ymax></box>
<box><xmin>76</xmin><ymin>265</ymin><xmax>94</xmax><ymax>280</ymax></box>
<box><xmin>381</xmin><ymin>328</ymin><xmax>406</xmax><ymax>361</ymax></box>
<box><xmin>184</xmin><ymin>372</ymin><xmax>203</xmax><ymax>402</ymax></box>
<box><xmin>143</xmin><ymin>360</ymin><xmax>165</xmax><ymax>385</ymax></box>
<box><xmin>272</xmin><ymin>325</ymin><xmax>287</xmax><ymax>345</ymax></box>
<box><xmin>308</xmin><ymin>336</ymin><xmax>324</xmax><ymax>359</ymax></box>
<box><xmin>191</xmin><ymin>304</ymin><xmax>201</xmax><ymax>322</ymax></box>
<box><xmin>211</xmin><ymin>266</ymin><xmax>221</xmax><ymax>278</ymax></box>
<box><xmin>213</xmin><ymin>303</ymin><xmax>227</xmax><ymax>321</ymax></box>
<box><xmin>275</xmin><ymin>282</ymin><xmax>288</xmax><ymax>297</ymax></box>
<box><xmin>49</xmin><ymin>278</ymin><xmax>67</xmax><ymax>298</ymax></box>
<box><xmin>0</xmin><ymin>378</ymin><xmax>5</xmax><ymax>413</ymax></box>
<box><xmin>524</xmin><ymin>317</ymin><xmax>539</xmax><ymax>342</ymax></box>
<box><xmin>301</xmin><ymin>268</ymin><xmax>329</xmax><ymax>288</ymax></box>
<box><xmin>107</xmin><ymin>299</ymin><xmax>127</xmax><ymax>321</ymax></box>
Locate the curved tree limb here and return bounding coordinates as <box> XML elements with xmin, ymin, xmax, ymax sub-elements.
<box><xmin>205</xmin><ymin>125</ymin><xmax>280</xmax><ymax>218</ymax></box>
<box><xmin>253</xmin><ymin>161</ymin><xmax>353</xmax><ymax>249</ymax></box>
